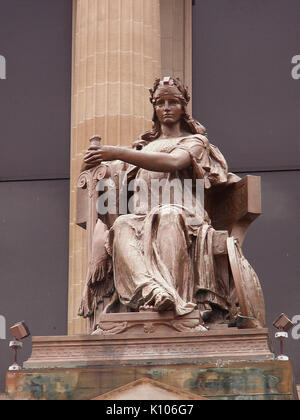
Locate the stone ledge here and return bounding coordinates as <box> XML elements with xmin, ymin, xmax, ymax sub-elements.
<box><xmin>24</xmin><ymin>324</ymin><xmax>274</xmax><ymax>369</ymax></box>
<box><xmin>7</xmin><ymin>360</ymin><xmax>298</xmax><ymax>400</ymax></box>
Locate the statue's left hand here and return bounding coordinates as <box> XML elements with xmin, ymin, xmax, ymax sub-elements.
<box><xmin>84</xmin><ymin>145</ymin><xmax>120</xmax><ymax>167</ymax></box>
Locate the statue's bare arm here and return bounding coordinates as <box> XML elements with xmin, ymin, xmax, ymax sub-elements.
<box><xmin>82</xmin><ymin>145</ymin><xmax>195</xmax><ymax>173</ymax></box>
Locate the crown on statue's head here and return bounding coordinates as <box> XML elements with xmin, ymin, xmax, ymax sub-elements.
<box><xmin>149</xmin><ymin>76</ymin><xmax>190</xmax><ymax>105</ymax></box>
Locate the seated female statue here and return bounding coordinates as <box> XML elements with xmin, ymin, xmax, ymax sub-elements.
<box><xmin>78</xmin><ymin>77</ymin><xmax>264</xmax><ymax>330</ymax></box>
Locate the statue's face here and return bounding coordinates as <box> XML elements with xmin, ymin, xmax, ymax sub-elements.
<box><xmin>154</xmin><ymin>95</ymin><xmax>183</xmax><ymax>125</ymax></box>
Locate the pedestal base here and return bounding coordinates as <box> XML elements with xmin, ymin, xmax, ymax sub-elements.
<box><xmin>6</xmin><ymin>360</ymin><xmax>298</xmax><ymax>400</ymax></box>
<box><xmin>23</xmin><ymin>311</ymin><xmax>275</xmax><ymax>368</ymax></box>
<box><xmin>5</xmin><ymin>314</ymin><xmax>298</xmax><ymax>400</ymax></box>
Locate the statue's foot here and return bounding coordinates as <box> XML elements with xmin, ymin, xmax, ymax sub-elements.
<box><xmin>139</xmin><ymin>304</ymin><xmax>155</xmax><ymax>312</ymax></box>
<box><xmin>154</xmin><ymin>293</ymin><xmax>175</xmax><ymax>312</ymax></box>
<box><xmin>200</xmin><ymin>304</ymin><xmax>229</xmax><ymax>325</ymax></box>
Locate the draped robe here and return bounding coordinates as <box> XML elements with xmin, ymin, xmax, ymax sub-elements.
<box><xmin>79</xmin><ymin>134</ymin><xmax>241</xmax><ymax>318</ymax></box>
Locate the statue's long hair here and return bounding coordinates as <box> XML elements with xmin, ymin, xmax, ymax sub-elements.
<box><xmin>135</xmin><ymin>78</ymin><xmax>206</xmax><ymax>147</ymax></box>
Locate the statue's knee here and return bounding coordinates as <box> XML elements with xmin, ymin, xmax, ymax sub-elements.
<box><xmin>112</xmin><ymin>215</ymin><xmax>131</xmax><ymax>233</ymax></box>
<box><xmin>158</xmin><ymin>207</ymin><xmax>182</xmax><ymax>226</ymax></box>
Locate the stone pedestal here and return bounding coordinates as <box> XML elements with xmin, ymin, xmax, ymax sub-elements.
<box><xmin>5</xmin><ymin>314</ymin><xmax>299</xmax><ymax>400</ymax></box>
<box><xmin>6</xmin><ymin>358</ymin><xmax>298</xmax><ymax>401</ymax></box>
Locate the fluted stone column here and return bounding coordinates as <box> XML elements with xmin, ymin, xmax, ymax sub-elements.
<box><xmin>160</xmin><ymin>0</ymin><xmax>192</xmax><ymax>112</ymax></box>
<box><xmin>68</xmin><ymin>0</ymin><xmax>161</xmax><ymax>335</ymax></box>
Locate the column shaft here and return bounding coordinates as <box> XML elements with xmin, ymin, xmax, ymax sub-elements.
<box><xmin>68</xmin><ymin>0</ymin><xmax>161</xmax><ymax>335</ymax></box>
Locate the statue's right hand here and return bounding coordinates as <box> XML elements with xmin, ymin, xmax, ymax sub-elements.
<box><xmin>85</xmin><ymin>145</ymin><xmax>120</xmax><ymax>162</ymax></box>
<box><xmin>81</xmin><ymin>145</ymin><xmax>102</xmax><ymax>171</ymax></box>
<box><xmin>82</xmin><ymin>145</ymin><xmax>120</xmax><ymax>171</ymax></box>
<box><xmin>85</xmin><ymin>145</ymin><xmax>102</xmax><ymax>162</ymax></box>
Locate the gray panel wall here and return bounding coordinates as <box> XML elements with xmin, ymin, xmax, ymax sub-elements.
<box><xmin>0</xmin><ymin>0</ymin><xmax>72</xmax><ymax>392</ymax></box>
<box><xmin>241</xmin><ymin>171</ymin><xmax>300</xmax><ymax>382</ymax></box>
<box><xmin>0</xmin><ymin>180</ymin><xmax>70</xmax><ymax>392</ymax></box>
<box><xmin>192</xmin><ymin>0</ymin><xmax>300</xmax><ymax>172</ymax></box>
<box><xmin>0</xmin><ymin>0</ymin><xmax>72</xmax><ymax>180</ymax></box>
<box><xmin>193</xmin><ymin>0</ymin><xmax>300</xmax><ymax>383</ymax></box>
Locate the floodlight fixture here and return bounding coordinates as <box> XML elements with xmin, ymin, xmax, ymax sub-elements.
<box><xmin>273</xmin><ymin>313</ymin><xmax>294</xmax><ymax>332</ymax></box>
<box><xmin>273</xmin><ymin>313</ymin><xmax>293</xmax><ymax>361</ymax></box>
<box><xmin>8</xmin><ymin>321</ymin><xmax>31</xmax><ymax>371</ymax></box>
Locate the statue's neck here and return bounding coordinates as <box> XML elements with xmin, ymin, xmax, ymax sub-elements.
<box><xmin>159</xmin><ymin>122</ymin><xmax>183</xmax><ymax>139</ymax></box>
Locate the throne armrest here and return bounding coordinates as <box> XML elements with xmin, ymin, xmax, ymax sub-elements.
<box><xmin>205</xmin><ymin>175</ymin><xmax>262</xmax><ymax>246</ymax></box>
<box><xmin>75</xmin><ymin>164</ymin><xmax>110</xmax><ymax>229</ymax></box>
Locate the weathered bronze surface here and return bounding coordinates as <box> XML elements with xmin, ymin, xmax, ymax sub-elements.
<box><xmin>77</xmin><ymin>77</ymin><xmax>265</xmax><ymax>332</ymax></box>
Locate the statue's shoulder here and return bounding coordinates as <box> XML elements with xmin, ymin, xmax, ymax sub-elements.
<box><xmin>178</xmin><ymin>133</ymin><xmax>210</xmax><ymax>148</ymax></box>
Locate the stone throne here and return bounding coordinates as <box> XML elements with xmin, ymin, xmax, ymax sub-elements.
<box><xmin>76</xmin><ymin>159</ymin><xmax>265</xmax><ymax>334</ymax></box>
